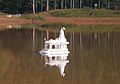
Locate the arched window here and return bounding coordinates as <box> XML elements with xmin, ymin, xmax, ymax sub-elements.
<box><xmin>52</xmin><ymin>45</ymin><xmax>55</xmax><ymax>49</ymax></box>
<box><xmin>52</xmin><ymin>57</ymin><xmax>55</xmax><ymax>60</ymax></box>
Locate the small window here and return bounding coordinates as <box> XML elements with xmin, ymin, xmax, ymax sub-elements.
<box><xmin>52</xmin><ymin>45</ymin><xmax>55</xmax><ymax>49</ymax></box>
<box><xmin>52</xmin><ymin>57</ymin><xmax>55</xmax><ymax>60</ymax></box>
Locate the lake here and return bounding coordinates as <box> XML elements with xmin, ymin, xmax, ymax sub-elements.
<box><xmin>0</xmin><ymin>25</ymin><xmax>120</xmax><ymax>84</ymax></box>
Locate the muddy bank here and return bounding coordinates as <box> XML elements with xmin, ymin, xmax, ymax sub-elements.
<box><xmin>0</xmin><ymin>17</ymin><xmax>120</xmax><ymax>28</ymax></box>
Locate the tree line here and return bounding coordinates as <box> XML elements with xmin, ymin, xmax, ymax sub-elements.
<box><xmin>0</xmin><ymin>0</ymin><xmax>120</xmax><ymax>14</ymax></box>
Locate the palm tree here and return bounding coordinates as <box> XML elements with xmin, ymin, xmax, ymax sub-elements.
<box><xmin>65</xmin><ymin>0</ymin><xmax>67</xmax><ymax>9</ymax></box>
<box><xmin>98</xmin><ymin>0</ymin><xmax>101</xmax><ymax>8</ymax></box>
<box><xmin>73</xmin><ymin>0</ymin><xmax>74</xmax><ymax>9</ymax></box>
<box><xmin>46</xmin><ymin>0</ymin><xmax>49</xmax><ymax>11</ymax></box>
<box><xmin>61</xmin><ymin>0</ymin><xmax>63</xmax><ymax>9</ymax></box>
<box><xmin>33</xmin><ymin>0</ymin><xmax>35</xmax><ymax>14</ymax></box>
<box><xmin>70</xmin><ymin>0</ymin><xmax>72</xmax><ymax>8</ymax></box>
<box><xmin>107</xmin><ymin>0</ymin><xmax>110</xmax><ymax>9</ymax></box>
<box><xmin>79</xmin><ymin>0</ymin><xmax>82</xmax><ymax>8</ymax></box>
<box><xmin>40</xmin><ymin>0</ymin><xmax>43</xmax><ymax>12</ymax></box>
<box><xmin>90</xmin><ymin>0</ymin><xmax>93</xmax><ymax>8</ymax></box>
<box><xmin>54</xmin><ymin>0</ymin><xmax>57</xmax><ymax>9</ymax></box>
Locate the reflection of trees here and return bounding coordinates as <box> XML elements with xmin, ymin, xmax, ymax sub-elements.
<box><xmin>0</xmin><ymin>28</ymin><xmax>120</xmax><ymax>84</ymax></box>
<box><xmin>0</xmin><ymin>29</ymin><xmax>50</xmax><ymax>84</ymax></box>
<box><xmin>0</xmin><ymin>29</ymin><xmax>33</xmax><ymax>54</ymax></box>
<box><xmin>68</xmin><ymin>31</ymin><xmax>120</xmax><ymax>84</ymax></box>
<box><xmin>0</xmin><ymin>42</ymin><xmax>13</xmax><ymax>78</ymax></box>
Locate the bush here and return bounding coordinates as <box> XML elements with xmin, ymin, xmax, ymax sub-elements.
<box><xmin>50</xmin><ymin>9</ymin><xmax>120</xmax><ymax>17</ymax></box>
<box><xmin>40</xmin><ymin>22</ymin><xmax>78</xmax><ymax>27</ymax></box>
<box><xmin>21</xmin><ymin>14</ymin><xmax>45</xmax><ymax>20</ymax></box>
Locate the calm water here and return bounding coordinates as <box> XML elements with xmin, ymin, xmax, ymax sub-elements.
<box><xmin>0</xmin><ymin>25</ymin><xmax>120</xmax><ymax>84</ymax></box>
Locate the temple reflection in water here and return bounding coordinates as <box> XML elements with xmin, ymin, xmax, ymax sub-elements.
<box><xmin>42</xmin><ymin>53</ymin><xmax>69</xmax><ymax>77</ymax></box>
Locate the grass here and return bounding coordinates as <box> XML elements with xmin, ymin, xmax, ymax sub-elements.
<box><xmin>50</xmin><ymin>9</ymin><xmax>120</xmax><ymax>17</ymax></box>
<box><xmin>40</xmin><ymin>22</ymin><xmax>78</xmax><ymax>27</ymax></box>
<box><xmin>21</xmin><ymin>22</ymin><xmax>120</xmax><ymax>33</ymax></box>
<box><xmin>21</xmin><ymin>14</ymin><xmax>45</xmax><ymax>20</ymax></box>
<box><xmin>22</xmin><ymin>22</ymin><xmax>78</xmax><ymax>28</ymax></box>
<box><xmin>0</xmin><ymin>12</ymin><xmax>6</xmax><ymax>15</ymax></box>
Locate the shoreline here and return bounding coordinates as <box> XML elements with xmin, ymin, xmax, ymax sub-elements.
<box><xmin>0</xmin><ymin>17</ymin><xmax>120</xmax><ymax>28</ymax></box>
<box><xmin>44</xmin><ymin>17</ymin><xmax>120</xmax><ymax>25</ymax></box>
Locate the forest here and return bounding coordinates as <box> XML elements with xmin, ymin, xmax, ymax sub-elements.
<box><xmin>0</xmin><ymin>0</ymin><xmax>120</xmax><ymax>14</ymax></box>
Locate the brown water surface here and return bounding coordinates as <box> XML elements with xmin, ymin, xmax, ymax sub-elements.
<box><xmin>0</xmin><ymin>26</ymin><xmax>120</xmax><ymax>84</ymax></box>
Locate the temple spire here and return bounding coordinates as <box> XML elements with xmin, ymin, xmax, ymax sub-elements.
<box><xmin>59</xmin><ymin>27</ymin><xmax>66</xmax><ymax>41</ymax></box>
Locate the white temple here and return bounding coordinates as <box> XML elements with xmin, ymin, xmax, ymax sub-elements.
<box><xmin>39</xmin><ymin>27</ymin><xmax>70</xmax><ymax>77</ymax></box>
<box><xmin>39</xmin><ymin>27</ymin><xmax>70</xmax><ymax>56</ymax></box>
